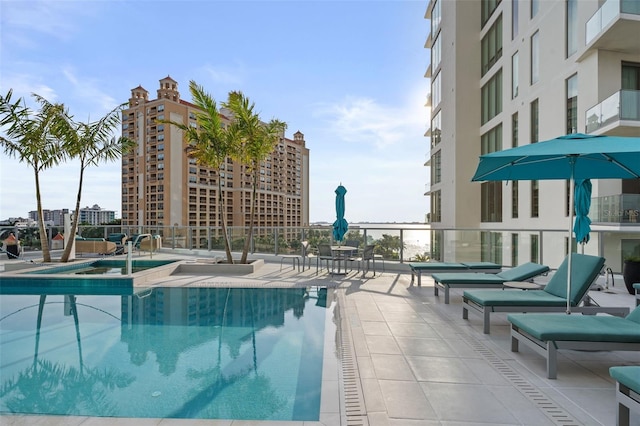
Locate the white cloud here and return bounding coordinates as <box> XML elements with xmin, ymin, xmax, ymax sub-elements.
<box><xmin>313</xmin><ymin>96</ymin><xmax>424</xmax><ymax>149</ymax></box>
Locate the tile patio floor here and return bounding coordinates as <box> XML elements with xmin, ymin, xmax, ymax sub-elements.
<box><xmin>1</xmin><ymin>251</ymin><xmax>639</xmax><ymax>425</ymax></box>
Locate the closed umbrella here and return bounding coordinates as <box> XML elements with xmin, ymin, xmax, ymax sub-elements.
<box><xmin>471</xmin><ymin>133</ymin><xmax>640</xmax><ymax>313</ymax></box>
<box><xmin>332</xmin><ymin>184</ymin><xmax>348</xmax><ymax>243</ymax></box>
<box><xmin>573</xmin><ymin>179</ymin><xmax>592</xmax><ymax>251</ymax></box>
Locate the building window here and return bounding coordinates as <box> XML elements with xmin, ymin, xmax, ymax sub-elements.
<box><xmin>481</xmin><ymin>124</ymin><xmax>503</xmax><ymax>223</ymax></box>
<box><xmin>531</xmin><ymin>31</ymin><xmax>539</xmax><ymax>84</ymax></box>
<box><xmin>432</xmin><ymin>72</ymin><xmax>441</xmax><ymax>109</ymax></box>
<box><xmin>566</xmin><ymin>74</ymin><xmax>578</xmax><ymax>134</ymax></box>
<box><xmin>432</xmin><ymin>34</ymin><xmax>442</xmax><ymax>71</ymax></box>
<box><xmin>431</xmin><ymin>150</ymin><xmax>442</xmax><ymax>184</ymax></box>
<box><xmin>481</xmin><ymin>124</ymin><xmax>503</xmax><ymax>154</ymax></box>
<box><xmin>531</xmin><ymin>180</ymin><xmax>539</xmax><ymax>217</ymax></box>
<box><xmin>511</xmin><ymin>51</ymin><xmax>519</xmax><ymax>98</ymax></box>
<box><xmin>481</xmin><ymin>14</ymin><xmax>503</xmax><ymax>76</ymax></box>
<box><xmin>157</xmin><ymin>104</ymin><xmax>165</xmax><ymax>112</ymax></box>
<box><xmin>511</xmin><ymin>233</ymin><xmax>519</xmax><ymax>266</ymax></box>
<box><xmin>431</xmin><ymin>190</ymin><xmax>441</xmax><ymax>222</ymax></box>
<box><xmin>431</xmin><ymin>110</ymin><xmax>442</xmax><ymax>148</ymax></box>
<box><xmin>530</xmin><ymin>98</ymin><xmax>539</xmax><ymax>142</ymax></box>
<box><xmin>512</xmin><ymin>112</ymin><xmax>518</xmax><ymax>147</ymax></box>
<box><xmin>566</xmin><ymin>0</ymin><xmax>577</xmax><ymax>57</ymax></box>
<box><xmin>481</xmin><ymin>69</ymin><xmax>503</xmax><ymax>124</ymax></box>
<box><xmin>512</xmin><ymin>181</ymin><xmax>519</xmax><ymax>218</ymax></box>
<box><xmin>531</xmin><ymin>0</ymin><xmax>538</xmax><ymax>18</ymax></box>
<box><xmin>482</xmin><ymin>0</ymin><xmax>502</xmax><ymax>26</ymax></box>
<box><xmin>431</xmin><ymin>0</ymin><xmax>441</xmax><ymax>37</ymax></box>
<box><xmin>530</xmin><ymin>234</ymin><xmax>539</xmax><ymax>263</ymax></box>
<box><xmin>512</xmin><ymin>0</ymin><xmax>518</xmax><ymax>39</ymax></box>
<box><xmin>481</xmin><ymin>182</ymin><xmax>503</xmax><ymax>222</ymax></box>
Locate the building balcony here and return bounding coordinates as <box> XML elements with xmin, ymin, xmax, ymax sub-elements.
<box><xmin>423</xmin><ymin>182</ymin><xmax>431</xmax><ymax>196</ymax></box>
<box><xmin>591</xmin><ymin>194</ymin><xmax>640</xmax><ymax>224</ymax></box>
<box><xmin>585</xmin><ymin>90</ymin><xmax>640</xmax><ymax>135</ymax></box>
<box><xmin>581</xmin><ymin>0</ymin><xmax>640</xmax><ymax>59</ymax></box>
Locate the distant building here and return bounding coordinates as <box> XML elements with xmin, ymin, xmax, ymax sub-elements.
<box><xmin>121</xmin><ymin>76</ymin><xmax>310</xmax><ymax>244</ymax></box>
<box><xmin>78</xmin><ymin>205</ymin><xmax>116</xmax><ymax>225</ymax></box>
<box><xmin>28</xmin><ymin>209</ymin><xmax>69</xmax><ymax>226</ymax></box>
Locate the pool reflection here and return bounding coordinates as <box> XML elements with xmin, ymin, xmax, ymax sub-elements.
<box><xmin>0</xmin><ymin>286</ymin><xmax>332</xmax><ymax>420</ymax></box>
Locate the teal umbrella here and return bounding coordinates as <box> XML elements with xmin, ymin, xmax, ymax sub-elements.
<box><xmin>472</xmin><ymin>133</ymin><xmax>640</xmax><ymax>313</ymax></box>
<box><xmin>332</xmin><ymin>185</ymin><xmax>348</xmax><ymax>242</ymax></box>
<box><xmin>573</xmin><ymin>179</ymin><xmax>592</xmax><ymax>249</ymax></box>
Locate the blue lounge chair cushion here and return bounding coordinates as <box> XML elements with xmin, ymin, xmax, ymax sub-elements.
<box><xmin>432</xmin><ymin>262</ymin><xmax>548</xmax><ymax>285</ymax></box>
<box><xmin>542</xmin><ymin>253</ymin><xmax>605</xmax><ymax>304</ymax></box>
<box><xmin>464</xmin><ymin>254</ymin><xmax>603</xmax><ymax>306</ymax></box>
<box><xmin>508</xmin><ymin>306</ymin><xmax>640</xmax><ymax>343</ymax></box>
<box><xmin>610</xmin><ymin>366</ymin><xmax>640</xmax><ymax>393</ymax></box>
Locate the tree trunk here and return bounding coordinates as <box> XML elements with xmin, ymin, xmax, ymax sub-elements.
<box><xmin>240</xmin><ymin>166</ymin><xmax>258</xmax><ymax>263</ymax></box>
<box><xmin>61</xmin><ymin>166</ymin><xmax>86</xmax><ymax>262</ymax></box>
<box><xmin>218</xmin><ymin>178</ymin><xmax>234</xmax><ymax>264</ymax></box>
<box><xmin>34</xmin><ymin>170</ymin><xmax>51</xmax><ymax>262</ymax></box>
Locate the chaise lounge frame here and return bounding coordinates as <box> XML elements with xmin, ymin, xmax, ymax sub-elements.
<box><xmin>462</xmin><ymin>253</ymin><xmax>630</xmax><ymax>334</ymax></box>
<box><xmin>508</xmin><ymin>307</ymin><xmax>640</xmax><ymax>379</ymax></box>
<box><xmin>610</xmin><ymin>366</ymin><xmax>640</xmax><ymax>426</ymax></box>
<box><xmin>510</xmin><ymin>323</ymin><xmax>640</xmax><ymax>379</ymax></box>
<box><xmin>431</xmin><ymin>262</ymin><xmax>549</xmax><ymax>304</ymax></box>
<box><xmin>408</xmin><ymin>261</ymin><xmax>501</xmax><ymax>287</ymax></box>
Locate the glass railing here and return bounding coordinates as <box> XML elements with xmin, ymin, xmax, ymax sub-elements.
<box><xmin>7</xmin><ymin>222</ymin><xmax>639</xmax><ymax>274</ymax></box>
<box><xmin>585</xmin><ymin>90</ymin><xmax>640</xmax><ymax>133</ymax></box>
<box><xmin>585</xmin><ymin>0</ymin><xmax>640</xmax><ymax>44</ymax></box>
<box><xmin>590</xmin><ymin>194</ymin><xmax>640</xmax><ymax>224</ymax></box>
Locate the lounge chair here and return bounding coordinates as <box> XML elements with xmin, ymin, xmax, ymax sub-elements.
<box><xmin>610</xmin><ymin>366</ymin><xmax>640</xmax><ymax>426</ymax></box>
<box><xmin>462</xmin><ymin>253</ymin><xmax>630</xmax><ymax>334</ymax></box>
<box><xmin>508</xmin><ymin>306</ymin><xmax>640</xmax><ymax>379</ymax></box>
<box><xmin>431</xmin><ymin>262</ymin><xmax>550</xmax><ymax>304</ymax></box>
<box><xmin>408</xmin><ymin>261</ymin><xmax>502</xmax><ymax>286</ymax></box>
<box><xmin>634</xmin><ymin>283</ymin><xmax>640</xmax><ymax>307</ymax></box>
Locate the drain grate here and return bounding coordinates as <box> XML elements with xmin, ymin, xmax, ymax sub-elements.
<box><xmin>459</xmin><ymin>329</ymin><xmax>582</xmax><ymax>426</ymax></box>
<box><xmin>336</xmin><ymin>290</ymin><xmax>368</xmax><ymax>426</ymax></box>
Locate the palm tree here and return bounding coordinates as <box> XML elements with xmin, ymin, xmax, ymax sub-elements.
<box><xmin>0</xmin><ymin>90</ymin><xmax>66</xmax><ymax>263</ymax></box>
<box><xmin>54</xmin><ymin>103</ymin><xmax>135</xmax><ymax>263</ymax></box>
<box><xmin>161</xmin><ymin>80</ymin><xmax>237</xmax><ymax>264</ymax></box>
<box><xmin>224</xmin><ymin>91</ymin><xmax>286</xmax><ymax>264</ymax></box>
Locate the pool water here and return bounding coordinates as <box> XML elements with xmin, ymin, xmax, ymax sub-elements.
<box><xmin>0</xmin><ymin>286</ymin><xmax>330</xmax><ymax>421</ymax></box>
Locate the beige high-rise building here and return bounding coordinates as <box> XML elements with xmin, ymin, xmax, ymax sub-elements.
<box><xmin>121</xmin><ymin>76</ymin><xmax>309</xmax><ymax>240</ymax></box>
<box><xmin>425</xmin><ymin>0</ymin><xmax>639</xmax><ymax>268</ymax></box>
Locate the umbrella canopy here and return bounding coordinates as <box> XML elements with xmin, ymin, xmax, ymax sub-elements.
<box><xmin>573</xmin><ymin>179</ymin><xmax>592</xmax><ymax>248</ymax></box>
<box><xmin>332</xmin><ymin>184</ymin><xmax>348</xmax><ymax>242</ymax></box>
<box><xmin>471</xmin><ymin>133</ymin><xmax>640</xmax><ymax>313</ymax></box>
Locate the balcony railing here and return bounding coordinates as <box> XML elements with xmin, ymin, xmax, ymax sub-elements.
<box><xmin>591</xmin><ymin>194</ymin><xmax>640</xmax><ymax>224</ymax></box>
<box><xmin>586</xmin><ymin>0</ymin><xmax>640</xmax><ymax>45</ymax></box>
<box><xmin>8</xmin><ymin>223</ymin><xmax>639</xmax><ymax>274</ymax></box>
<box><xmin>585</xmin><ymin>90</ymin><xmax>640</xmax><ymax>133</ymax></box>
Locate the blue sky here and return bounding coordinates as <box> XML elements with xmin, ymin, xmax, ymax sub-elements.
<box><xmin>0</xmin><ymin>0</ymin><xmax>430</xmax><ymax>223</ymax></box>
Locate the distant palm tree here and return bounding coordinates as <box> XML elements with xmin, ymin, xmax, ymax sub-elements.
<box><xmin>54</xmin><ymin>103</ymin><xmax>134</xmax><ymax>263</ymax></box>
<box><xmin>161</xmin><ymin>81</ymin><xmax>237</xmax><ymax>264</ymax></box>
<box><xmin>224</xmin><ymin>91</ymin><xmax>286</xmax><ymax>264</ymax></box>
<box><xmin>0</xmin><ymin>90</ymin><xmax>66</xmax><ymax>262</ymax></box>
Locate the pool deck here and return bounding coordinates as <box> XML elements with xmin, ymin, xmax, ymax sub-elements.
<box><xmin>1</xmin><ymin>250</ymin><xmax>639</xmax><ymax>426</ymax></box>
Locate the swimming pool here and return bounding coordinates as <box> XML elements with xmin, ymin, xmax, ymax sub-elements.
<box><xmin>0</xmin><ymin>286</ymin><xmax>333</xmax><ymax>421</ymax></box>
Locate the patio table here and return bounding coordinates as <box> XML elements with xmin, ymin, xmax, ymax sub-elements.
<box><xmin>330</xmin><ymin>245</ymin><xmax>357</xmax><ymax>275</ymax></box>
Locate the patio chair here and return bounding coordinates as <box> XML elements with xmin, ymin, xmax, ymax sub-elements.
<box><xmin>462</xmin><ymin>253</ymin><xmax>630</xmax><ymax>334</ymax></box>
<box><xmin>610</xmin><ymin>366</ymin><xmax>640</xmax><ymax>426</ymax></box>
<box><xmin>430</xmin><ymin>262</ymin><xmax>550</xmax><ymax>304</ymax></box>
<box><xmin>508</xmin><ymin>305</ymin><xmax>640</xmax><ymax>379</ymax></box>
<box><xmin>316</xmin><ymin>244</ymin><xmax>337</xmax><ymax>275</ymax></box>
<box><xmin>355</xmin><ymin>244</ymin><xmax>376</xmax><ymax>278</ymax></box>
<box><xmin>279</xmin><ymin>240</ymin><xmax>315</xmax><ymax>272</ymax></box>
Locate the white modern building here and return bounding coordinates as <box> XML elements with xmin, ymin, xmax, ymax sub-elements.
<box><xmin>425</xmin><ymin>0</ymin><xmax>640</xmax><ymax>271</ymax></box>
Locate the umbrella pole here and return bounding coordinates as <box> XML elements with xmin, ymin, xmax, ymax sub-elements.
<box><xmin>566</xmin><ymin>161</ymin><xmax>576</xmax><ymax>314</ymax></box>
